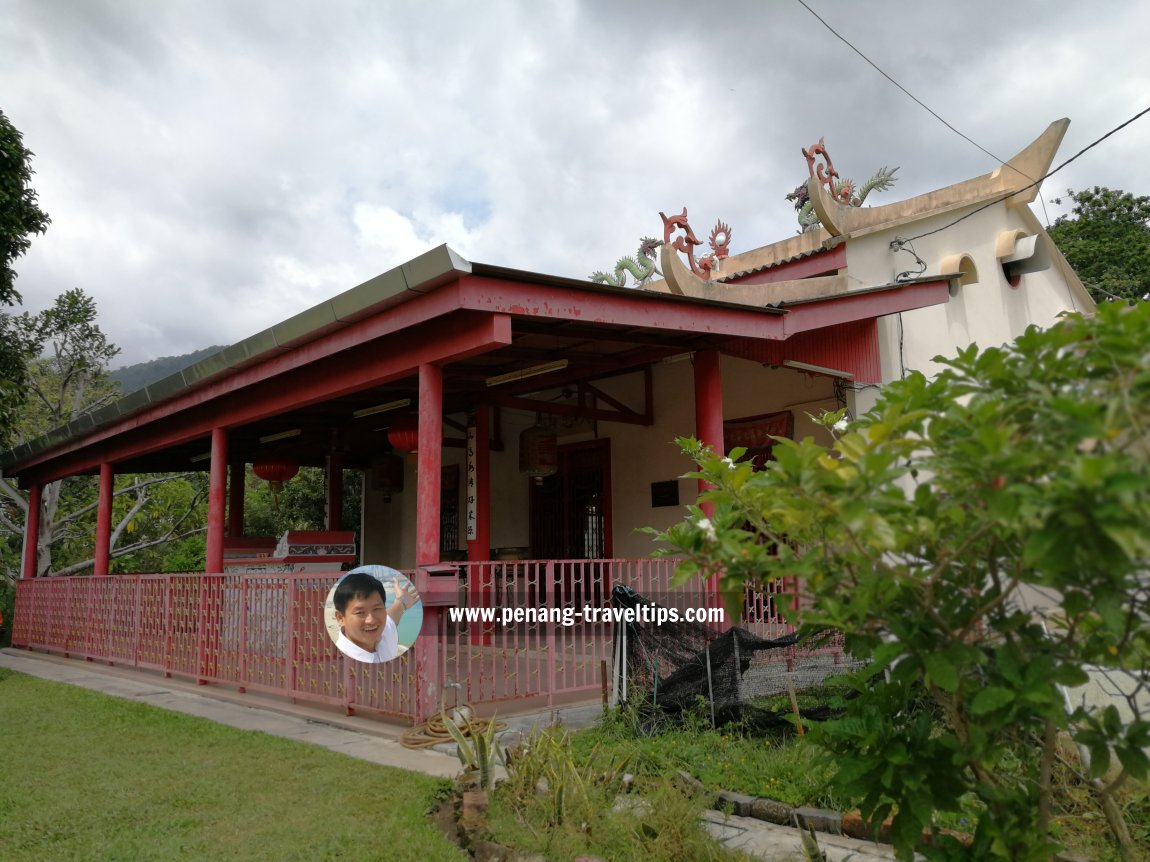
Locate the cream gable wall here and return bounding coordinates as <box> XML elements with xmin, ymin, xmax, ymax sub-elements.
<box><xmin>842</xmin><ymin>201</ymin><xmax>1090</xmax><ymax>381</ymax></box>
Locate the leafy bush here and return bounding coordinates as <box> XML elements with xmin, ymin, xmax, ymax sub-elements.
<box><xmin>652</xmin><ymin>302</ymin><xmax>1150</xmax><ymax>861</ymax></box>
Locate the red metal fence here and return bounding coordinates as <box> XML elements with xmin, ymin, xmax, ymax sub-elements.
<box><xmin>12</xmin><ymin>559</ymin><xmax>798</xmax><ymax>722</ymax></box>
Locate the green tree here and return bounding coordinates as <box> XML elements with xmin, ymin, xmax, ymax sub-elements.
<box><xmin>652</xmin><ymin>301</ymin><xmax>1150</xmax><ymax>860</ymax></box>
<box><xmin>0</xmin><ymin>290</ymin><xmax>206</xmax><ymax>580</ymax></box>
<box><xmin>244</xmin><ymin>465</ymin><xmax>362</xmax><ymax>540</ymax></box>
<box><xmin>1048</xmin><ymin>186</ymin><xmax>1150</xmax><ymax>304</ymax></box>
<box><xmin>0</xmin><ymin>108</ymin><xmax>52</xmax><ymax>446</ymax></box>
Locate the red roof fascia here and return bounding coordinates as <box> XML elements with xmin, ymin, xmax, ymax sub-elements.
<box><xmin>17</xmin><ymin>312</ymin><xmax>511</xmax><ymax>484</ymax></box>
<box><xmin>725</xmin><ymin>319</ymin><xmax>882</xmax><ymax>384</ymax></box>
<box><xmin>781</xmin><ymin>279</ymin><xmax>950</xmax><ymax>337</ymax></box>
<box><xmin>454</xmin><ymin>275</ymin><xmax>790</xmax><ymax>340</ymax></box>
<box><xmin>722</xmin><ymin>244</ymin><xmax>847</xmax><ymax>285</ymax></box>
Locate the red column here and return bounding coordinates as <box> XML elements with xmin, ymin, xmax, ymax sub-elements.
<box><xmin>415</xmin><ymin>363</ymin><xmax>443</xmax><ymax>721</ymax></box>
<box><xmin>21</xmin><ymin>484</ymin><xmax>42</xmax><ymax>579</ymax></box>
<box><xmin>94</xmin><ymin>462</ymin><xmax>114</xmax><ymax>576</ymax></box>
<box><xmin>693</xmin><ymin>349</ymin><xmax>725</xmax><ymax>511</ymax></box>
<box><xmin>416</xmin><ymin>364</ymin><xmax>443</xmax><ymax>565</ymax></box>
<box><xmin>206</xmin><ymin>428</ymin><xmax>227</xmax><ymax>574</ymax></box>
<box><xmin>467</xmin><ymin>406</ymin><xmax>493</xmax><ymax>645</ymax></box>
<box><xmin>227</xmin><ymin>462</ymin><xmax>245</xmax><ymax>538</ymax></box>
<box><xmin>694</xmin><ymin>350</ymin><xmax>724</xmax><ymax>605</ymax></box>
<box><xmin>325</xmin><ymin>453</ymin><xmax>344</xmax><ymax>531</ymax></box>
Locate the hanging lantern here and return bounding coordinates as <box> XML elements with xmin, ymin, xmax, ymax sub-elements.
<box><xmin>253</xmin><ymin>457</ymin><xmax>299</xmax><ymax>508</ymax></box>
<box><xmin>387</xmin><ymin>415</ymin><xmax>419</xmax><ymax>454</ymax></box>
<box><xmin>519</xmin><ymin>418</ymin><xmax>557</xmax><ymax>485</ymax></box>
<box><xmin>370</xmin><ymin>453</ymin><xmax>405</xmax><ymax>501</ymax></box>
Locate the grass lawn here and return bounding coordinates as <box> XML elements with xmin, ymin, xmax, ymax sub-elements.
<box><xmin>567</xmin><ymin>707</ymin><xmax>1150</xmax><ymax>861</ymax></box>
<box><xmin>0</xmin><ymin>668</ymin><xmax>464</xmax><ymax>862</ymax></box>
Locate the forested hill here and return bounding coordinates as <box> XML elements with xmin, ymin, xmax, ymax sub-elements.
<box><xmin>110</xmin><ymin>346</ymin><xmax>226</xmax><ymax>393</ymax></box>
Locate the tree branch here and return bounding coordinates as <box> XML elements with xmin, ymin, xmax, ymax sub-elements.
<box><xmin>0</xmin><ymin>474</ymin><xmax>29</xmax><ymax>516</ymax></box>
<box><xmin>108</xmin><ymin>478</ymin><xmax>151</xmax><ymax>549</ymax></box>
<box><xmin>48</xmin><ymin>521</ymin><xmax>206</xmax><ymax>579</ymax></box>
<box><xmin>54</xmin><ymin>474</ymin><xmax>197</xmax><ymax>526</ymax></box>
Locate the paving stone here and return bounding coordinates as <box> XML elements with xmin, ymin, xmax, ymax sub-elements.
<box><xmin>792</xmin><ymin>805</ymin><xmax>843</xmax><ymax>835</ymax></box>
<box><xmin>716</xmin><ymin>790</ymin><xmax>758</xmax><ymax>817</ymax></box>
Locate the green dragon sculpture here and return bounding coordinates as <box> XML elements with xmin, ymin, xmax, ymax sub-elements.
<box><xmin>590</xmin><ymin>236</ymin><xmax>662</xmax><ymax>287</ymax></box>
<box><xmin>786</xmin><ymin>137</ymin><xmax>898</xmax><ymax>232</ymax></box>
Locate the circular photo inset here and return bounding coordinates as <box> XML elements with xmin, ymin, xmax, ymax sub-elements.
<box><xmin>325</xmin><ymin>565</ymin><xmax>423</xmax><ymax>663</ymax></box>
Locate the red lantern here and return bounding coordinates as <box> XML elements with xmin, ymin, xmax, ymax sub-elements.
<box><xmin>519</xmin><ymin>420</ymin><xmax>557</xmax><ymax>484</ymax></box>
<box><xmin>253</xmin><ymin>457</ymin><xmax>299</xmax><ymax>506</ymax></box>
<box><xmin>387</xmin><ymin>415</ymin><xmax>419</xmax><ymax>453</ymax></box>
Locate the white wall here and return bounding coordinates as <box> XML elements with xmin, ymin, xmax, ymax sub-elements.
<box><xmin>845</xmin><ymin>202</ymin><xmax>1089</xmax><ymax>382</ymax></box>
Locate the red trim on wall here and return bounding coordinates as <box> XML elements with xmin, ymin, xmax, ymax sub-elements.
<box><xmin>723</xmin><ymin>244</ymin><xmax>846</xmax><ymax>285</ymax></box>
<box><xmin>782</xmin><ymin>280</ymin><xmax>949</xmax><ymax>336</ymax></box>
<box><xmin>456</xmin><ymin>275</ymin><xmax>787</xmax><ymax>339</ymax></box>
<box><xmin>724</xmin><ymin>319</ymin><xmax>882</xmax><ymax>384</ymax></box>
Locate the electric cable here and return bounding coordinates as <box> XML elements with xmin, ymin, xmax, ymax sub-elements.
<box><xmin>795</xmin><ymin>0</ymin><xmax>1008</xmax><ymax>166</ymax></box>
<box><xmin>892</xmin><ymin>105</ymin><xmax>1150</xmax><ymax>246</ymax></box>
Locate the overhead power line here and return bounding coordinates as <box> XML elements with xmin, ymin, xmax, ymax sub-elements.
<box><xmin>894</xmin><ymin>105</ymin><xmax>1150</xmax><ymax>246</ymax></box>
<box><xmin>795</xmin><ymin>0</ymin><xmax>1009</xmax><ymax>167</ymax></box>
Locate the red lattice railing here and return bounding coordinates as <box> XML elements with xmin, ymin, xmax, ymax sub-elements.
<box><xmin>11</xmin><ymin>559</ymin><xmax>801</xmax><ymax>721</ymax></box>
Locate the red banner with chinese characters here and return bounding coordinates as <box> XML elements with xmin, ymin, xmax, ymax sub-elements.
<box><xmin>723</xmin><ymin>410</ymin><xmax>794</xmax><ymax>469</ymax></box>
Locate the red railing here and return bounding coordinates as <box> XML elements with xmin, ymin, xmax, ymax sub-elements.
<box><xmin>11</xmin><ymin>559</ymin><xmax>799</xmax><ymax>721</ymax></box>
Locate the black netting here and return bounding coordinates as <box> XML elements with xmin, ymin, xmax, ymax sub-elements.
<box><xmin>611</xmin><ymin>584</ymin><xmax>862</xmax><ymax>732</ymax></box>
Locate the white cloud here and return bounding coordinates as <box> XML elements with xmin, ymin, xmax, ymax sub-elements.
<box><xmin>1</xmin><ymin>0</ymin><xmax>1148</xmax><ymax>363</ymax></box>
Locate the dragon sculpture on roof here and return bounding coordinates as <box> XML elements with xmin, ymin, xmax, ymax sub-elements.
<box><xmin>590</xmin><ymin>236</ymin><xmax>663</xmax><ymax>288</ymax></box>
<box><xmin>786</xmin><ymin>137</ymin><xmax>898</xmax><ymax>232</ymax></box>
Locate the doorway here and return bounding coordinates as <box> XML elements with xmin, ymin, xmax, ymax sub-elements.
<box><xmin>529</xmin><ymin>439</ymin><xmax>612</xmax><ymax>606</ymax></box>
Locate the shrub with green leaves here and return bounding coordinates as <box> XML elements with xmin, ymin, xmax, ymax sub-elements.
<box><xmin>652</xmin><ymin>301</ymin><xmax>1150</xmax><ymax>861</ymax></box>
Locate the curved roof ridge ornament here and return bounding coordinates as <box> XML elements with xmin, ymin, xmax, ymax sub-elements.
<box><xmin>659</xmin><ymin>208</ymin><xmax>733</xmax><ymax>284</ymax></box>
<box><xmin>809</xmin><ymin>119</ymin><xmax>1071</xmax><ymax>238</ymax></box>
<box><xmin>803</xmin><ymin>137</ymin><xmax>852</xmax><ymax>205</ymax></box>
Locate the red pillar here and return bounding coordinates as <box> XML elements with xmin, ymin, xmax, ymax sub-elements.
<box><xmin>94</xmin><ymin>462</ymin><xmax>114</xmax><ymax>576</ymax></box>
<box><xmin>21</xmin><ymin>484</ymin><xmax>42</xmax><ymax>579</ymax></box>
<box><xmin>206</xmin><ymin>428</ymin><xmax>227</xmax><ymax>574</ymax></box>
<box><xmin>693</xmin><ymin>349</ymin><xmax>725</xmax><ymax>512</ymax></box>
<box><xmin>467</xmin><ymin>405</ymin><xmax>493</xmax><ymax>645</ymax></box>
<box><xmin>227</xmin><ymin>462</ymin><xmax>245</xmax><ymax>538</ymax></box>
<box><xmin>416</xmin><ymin>364</ymin><xmax>443</xmax><ymax>565</ymax></box>
<box><xmin>325</xmin><ymin>453</ymin><xmax>344</xmax><ymax>531</ymax></box>
<box><xmin>415</xmin><ymin>363</ymin><xmax>443</xmax><ymax>721</ymax></box>
<box><xmin>694</xmin><ymin>350</ymin><xmax>724</xmax><ymax>605</ymax></box>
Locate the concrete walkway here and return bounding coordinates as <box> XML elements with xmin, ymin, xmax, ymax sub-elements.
<box><xmin>0</xmin><ymin>648</ymin><xmax>460</xmax><ymax>777</ymax></box>
<box><xmin>0</xmin><ymin>648</ymin><xmax>897</xmax><ymax>861</ymax></box>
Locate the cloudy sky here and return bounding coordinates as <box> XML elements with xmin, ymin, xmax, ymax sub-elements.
<box><xmin>3</xmin><ymin>0</ymin><xmax>1148</xmax><ymax>365</ymax></box>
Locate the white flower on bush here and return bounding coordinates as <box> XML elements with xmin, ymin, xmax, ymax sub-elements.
<box><xmin>696</xmin><ymin>517</ymin><xmax>718</xmax><ymax>542</ymax></box>
<box><xmin>721</xmin><ymin>457</ymin><xmax>737</xmax><ymax>469</ymax></box>
<box><xmin>833</xmin><ymin>417</ymin><xmax>849</xmax><ymax>433</ymax></box>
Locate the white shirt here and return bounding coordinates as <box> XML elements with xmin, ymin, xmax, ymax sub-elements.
<box><xmin>335</xmin><ymin>617</ymin><xmax>399</xmax><ymax>663</ymax></box>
